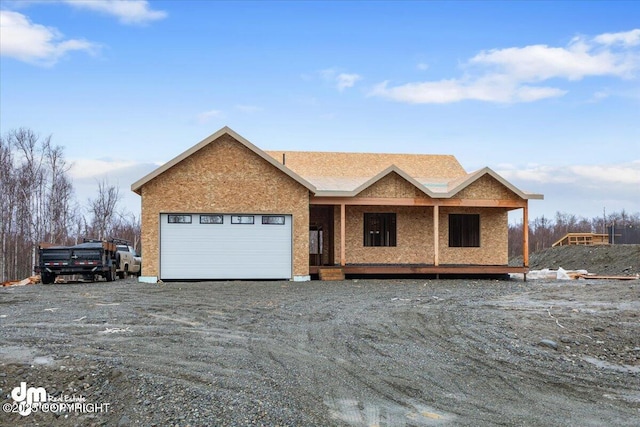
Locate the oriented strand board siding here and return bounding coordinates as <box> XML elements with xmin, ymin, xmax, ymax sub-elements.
<box><xmin>267</xmin><ymin>151</ymin><xmax>466</xmax><ymax>179</ymax></box>
<box><xmin>335</xmin><ymin>206</ymin><xmax>435</xmax><ymax>264</ymax></box>
<box><xmin>140</xmin><ymin>134</ymin><xmax>309</xmax><ymax>277</ymax></box>
<box><xmin>355</xmin><ymin>172</ymin><xmax>428</xmax><ymax>199</ymax></box>
<box><xmin>439</xmin><ymin>207</ymin><xmax>508</xmax><ymax>265</ymax></box>
<box><xmin>332</xmin><ymin>205</ymin><xmax>508</xmax><ymax>265</ymax></box>
<box><xmin>454</xmin><ymin>175</ymin><xmax>520</xmax><ymax>200</ymax></box>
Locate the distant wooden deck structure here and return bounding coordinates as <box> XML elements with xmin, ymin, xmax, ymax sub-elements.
<box><xmin>552</xmin><ymin>232</ymin><xmax>609</xmax><ymax>247</ymax></box>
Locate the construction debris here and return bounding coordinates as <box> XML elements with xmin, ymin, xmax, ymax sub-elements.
<box><xmin>1</xmin><ymin>275</ymin><xmax>41</xmax><ymax>287</ymax></box>
<box><xmin>578</xmin><ymin>274</ymin><xmax>639</xmax><ymax>281</ymax></box>
<box><xmin>511</xmin><ymin>268</ymin><xmax>639</xmax><ymax>281</ymax></box>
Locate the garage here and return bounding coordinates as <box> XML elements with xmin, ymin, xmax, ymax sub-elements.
<box><xmin>160</xmin><ymin>213</ymin><xmax>292</xmax><ymax>280</ymax></box>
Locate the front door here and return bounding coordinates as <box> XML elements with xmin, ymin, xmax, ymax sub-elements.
<box><xmin>309</xmin><ymin>206</ymin><xmax>334</xmax><ymax>266</ymax></box>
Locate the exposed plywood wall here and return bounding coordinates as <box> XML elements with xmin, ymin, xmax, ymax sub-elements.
<box><xmin>453</xmin><ymin>175</ymin><xmax>520</xmax><ymax>200</ymax></box>
<box><xmin>355</xmin><ymin>172</ymin><xmax>428</xmax><ymax>199</ymax></box>
<box><xmin>333</xmin><ymin>206</ymin><xmax>434</xmax><ymax>264</ymax></box>
<box><xmin>331</xmin><ymin>205</ymin><xmax>509</xmax><ymax>266</ymax></box>
<box><xmin>140</xmin><ymin>134</ymin><xmax>309</xmax><ymax>278</ymax></box>
<box><xmin>439</xmin><ymin>207</ymin><xmax>508</xmax><ymax>265</ymax></box>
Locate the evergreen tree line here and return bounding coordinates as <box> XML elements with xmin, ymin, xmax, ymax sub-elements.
<box><xmin>0</xmin><ymin>128</ymin><xmax>140</xmax><ymax>281</ymax></box>
<box><xmin>508</xmin><ymin>210</ymin><xmax>640</xmax><ymax>259</ymax></box>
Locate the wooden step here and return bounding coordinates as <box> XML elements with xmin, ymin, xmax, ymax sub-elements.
<box><xmin>318</xmin><ymin>267</ymin><xmax>345</xmax><ymax>281</ymax></box>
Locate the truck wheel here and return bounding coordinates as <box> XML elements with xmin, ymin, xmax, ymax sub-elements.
<box><xmin>117</xmin><ymin>265</ymin><xmax>128</xmax><ymax>279</ymax></box>
<box><xmin>42</xmin><ymin>273</ymin><xmax>54</xmax><ymax>284</ymax></box>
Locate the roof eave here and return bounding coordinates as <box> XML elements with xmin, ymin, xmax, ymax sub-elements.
<box><xmin>354</xmin><ymin>165</ymin><xmax>438</xmax><ymax>198</ymax></box>
<box><xmin>442</xmin><ymin>167</ymin><xmax>542</xmax><ymax>200</ymax></box>
<box><xmin>523</xmin><ymin>193</ymin><xmax>544</xmax><ymax>200</ymax></box>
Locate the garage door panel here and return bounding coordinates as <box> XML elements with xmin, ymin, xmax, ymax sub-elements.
<box><xmin>160</xmin><ymin>214</ymin><xmax>292</xmax><ymax>279</ymax></box>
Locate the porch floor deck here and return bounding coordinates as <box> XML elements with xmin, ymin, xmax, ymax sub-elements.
<box><xmin>310</xmin><ymin>264</ymin><xmax>528</xmax><ymax>276</ymax></box>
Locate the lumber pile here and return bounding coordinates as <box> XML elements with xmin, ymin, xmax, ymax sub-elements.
<box><xmin>1</xmin><ymin>275</ymin><xmax>41</xmax><ymax>287</ymax></box>
<box><xmin>577</xmin><ymin>274</ymin><xmax>639</xmax><ymax>281</ymax></box>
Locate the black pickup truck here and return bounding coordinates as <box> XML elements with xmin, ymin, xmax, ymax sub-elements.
<box><xmin>36</xmin><ymin>239</ymin><xmax>119</xmax><ymax>284</ymax></box>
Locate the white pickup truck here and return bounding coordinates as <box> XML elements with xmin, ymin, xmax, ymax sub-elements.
<box><xmin>115</xmin><ymin>242</ymin><xmax>142</xmax><ymax>278</ymax></box>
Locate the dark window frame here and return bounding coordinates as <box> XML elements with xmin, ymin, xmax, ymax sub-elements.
<box><xmin>262</xmin><ymin>215</ymin><xmax>285</xmax><ymax>225</ymax></box>
<box><xmin>231</xmin><ymin>215</ymin><xmax>255</xmax><ymax>225</ymax></box>
<box><xmin>448</xmin><ymin>214</ymin><xmax>480</xmax><ymax>247</ymax></box>
<box><xmin>363</xmin><ymin>213</ymin><xmax>397</xmax><ymax>247</ymax></box>
<box><xmin>200</xmin><ymin>214</ymin><xmax>223</xmax><ymax>224</ymax></box>
<box><xmin>168</xmin><ymin>214</ymin><xmax>192</xmax><ymax>224</ymax></box>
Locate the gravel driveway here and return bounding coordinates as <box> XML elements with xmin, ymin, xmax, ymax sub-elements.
<box><xmin>1</xmin><ymin>277</ymin><xmax>639</xmax><ymax>426</ymax></box>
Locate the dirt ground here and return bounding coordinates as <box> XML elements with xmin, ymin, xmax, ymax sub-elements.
<box><xmin>1</xmin><ymin>273</ymin><xmax>638</xmax><ymax>426</ymax></box>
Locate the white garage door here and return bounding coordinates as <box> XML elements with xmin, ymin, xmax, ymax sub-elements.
<box><xmin>160</xmin><ymin>213</ymin><xmax>292</xmax><ymax>280</ymax></box>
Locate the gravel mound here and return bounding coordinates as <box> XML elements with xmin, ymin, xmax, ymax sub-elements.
<box><xmin>512</xmin><ymin>244</ymin><xmax>640</xmax><ymax>276</ymax></box>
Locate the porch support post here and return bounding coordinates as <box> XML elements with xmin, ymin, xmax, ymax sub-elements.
<box><xmin>523</xmin><ymin>203</ymin><xmax>529</xmax><ymax>267</ymax></box>
<box><xmin>433</xmin><ymin>205</ymin><xmax>439</xmax><ymax>266</ymax></box>
<box><xmin>340</xmin><ymin>203</ymin><xmax>346</xmax><ymax>266</ymax></box>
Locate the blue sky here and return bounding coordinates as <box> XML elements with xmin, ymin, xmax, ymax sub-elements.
<box><xmin>1</xmin><ymin>0</ymin><xmax>639</xmax><ymax>222</ymax></box>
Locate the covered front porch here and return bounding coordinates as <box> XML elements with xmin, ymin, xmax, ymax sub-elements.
<box><xmin>309</xmin><ymin>196</ymin><xmax>531</xmax><ymax>278</ymax></box>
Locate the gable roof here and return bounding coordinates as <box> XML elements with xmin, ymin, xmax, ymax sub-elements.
<box><xmin>446</xmin><ymin>167</ymin><xmax>543</xmax><ymax>200</ymax></box>
<box><xmin>265</xmin><ymin>150</ymin><xmax>466</xmax><ymax>179</ymax></box>
<box><xmin>266</xmin><ymin>150</ymin><xmax>542</xmax><ymax>200</ymax></box>
<box><xmin>131</xmin><ymin>126</ymin><xmax>316</xmax><ymax>194</ymax></box>
<box><xmin>132</xmin><ymin>126</ymin><xmax>543</xmax><ymax>201</ymax></box>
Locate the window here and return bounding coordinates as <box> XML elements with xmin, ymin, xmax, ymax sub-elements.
<box><xmin>231</xmin><ymin>215</ymin><xmax>254</xmax><ymax>224</ymax></box>
<box><xmin>168</xmin><ymin>214</ymin><xmax>192</xmax><ymax>224</ymax></box>
<box><xmin>449</xmin><ymin>214</ymin><xmax>480</xmax><ymax>247</ymax></box>
<box><xmin>200</xmin><ymin>215</ymin><xmax>223</xmax><ymax>224</ymax></box>
<box><xmin>262</xmin><ymin>215</ymin><xmax>285</xmax><ymax>225</ymax></box>
<box><xmin>364</xmin><ymin>213</ymin><xmax>396</xmax><ymax>247</ymax></box>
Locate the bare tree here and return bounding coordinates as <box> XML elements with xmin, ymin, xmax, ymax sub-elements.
<box><xmin>87</xmin><ymin>180</ymin><xmax>122</xmax><ymax>240</ymax></box>
<box><xmin>44</xmin><ymin>144</ymin><xmax>73</xmax><ymax>243</ymax></box>
<box><xmin>111</xmin><ymin>212</ymin><xmax>142</xmax><ymax>251</ymax></box>
<box><xmin>0</xmin><ymin>129</ymin><xmax>76</xmax><ymax>281</ymax></box>
<box><xmin>0</xmin><ymin>136</ymin><xmax>15</xmax><ymax>281</ymax></box>
<box><xmin>509</xmin><ymin>210</ymin><xmax>640</xmax><ymax>260</ymax></box>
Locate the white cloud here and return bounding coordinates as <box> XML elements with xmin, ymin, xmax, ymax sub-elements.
<box><xmin>196</xmin><ymin>109</ymin><xmax>224</xmax><ymax>124</ymax></box>
<box><xmin>370</xmin><ymin>78</ymin><xmax>566</xmax><ymax>104</ymax></box>
<box><xmin>371</xmin><ymin>29</ymin><xmax>640</xmax><ymax>104</ymax></box>
<box><xmin>320</xmin><ymin>68</ymin><xmax>362</xmax><ymax>91</ymax></box>
<box><xmin>336</xmin><ymin>73</ymin><xmax>362</xmax><ymax>91</ymax></box>
<box><xmin>70</xmin><ymin>159</ymin><xmax>159</xmax><ymax>215</ymax></box>
<box><xmin>568</xmin><ymin>164</ymin><xmax>640</xmax><ymax>185</ymax></box>
<box><xmin>499</xmin><ymin>161</ymin><xmax>640</xmax><ymax>219</ymax></box>
<box><xmin>62</xmin><ymin>0</ymin><xmax>167</xmax><ymax>25</ymax></box>
<box><xmin>69</xmin><ymin>158</ymin><xmax>139</xmax><ymax>179</ymax></box>
<box><xmin>497</xmin><ymin>161</ymin><xmax>640</xmax><ymax>185</ymax></box>
<box><xmin>593</xmin><ymin>29</ymin><xmax>640</xmax><ymax>47</ymax></box>
<box><xmin>590</xmin><ymin>90</ymin><xmax>611</xmax><ymax>102</ymax></box>
<box><xmin>0</xmin><ymin>10</ymin><xmax>99</xmax><ymax>66</ymax></box>
<box><xmin>417</xmin><ymin>62</ymin><xmax>429</xmax><ymax>71</ymax></box>
<box><xmin>470</xmin><ymin>38</ymin><xmax>637</xmax><ymax>81</ymax></box>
